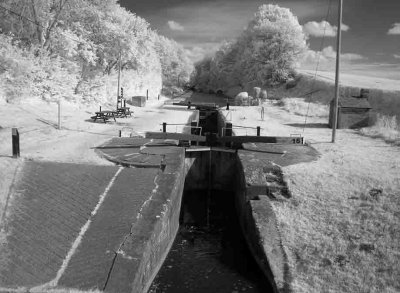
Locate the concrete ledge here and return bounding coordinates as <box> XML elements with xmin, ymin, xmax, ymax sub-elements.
<box><xmin>250</xmin><ymin>196</ymin><xmax>291</xmax><ymax>293</ymax></box>
<box><xmin>104</xmin><ymin>148</ymin><xmax>186</xmax><ymax>293</ymax></box>
<box><xmin>235</xmin><ymin>152</ymin><xmax>292</xmax><ymax>293</ymax></box>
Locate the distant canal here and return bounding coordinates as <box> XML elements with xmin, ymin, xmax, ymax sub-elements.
<box><xmin>148</xmin><ymin>189</ymin><xmax>273</xmax><ymax>293</ymax></box>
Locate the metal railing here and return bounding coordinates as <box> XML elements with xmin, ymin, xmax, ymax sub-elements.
<box><xmin>221</xmin><ymin>125</ymin><xmax>262</xmax><ymax>136</ymax></box>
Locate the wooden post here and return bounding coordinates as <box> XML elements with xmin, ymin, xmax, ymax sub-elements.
<box><xmin>124</xmin><ymin>100</ymin><xmax>126</xmax><ymax>107</ymax></box>
<box><xmin>225</xmin><ymin>122</ymin><xmax>232</xmax><ymax>137</ymax></box>
<box><xmin>158</xmin><ymin>94</ymin><xmax>160</xmax><ymax>100</ymax></box>
<box><xmin>100</xmin><ymin>106</ymin><xmax>102</xmax><ymax>112</ymax></box>
<box><xmin>119</xmin><ymin>130</ymin><xmax>122</xmax><ymax>137</ymax></box>
<box><xmin>257</xmin><ymin>126</ymin><xmax>261</xmax><ymax>136</ymax></box>
<box><xmin>226</xmin><ymin>102</ymin><xmax>229</xmax><ymax>110</ymax></box>
<box><xmin>261</xmin><ymin>106</ymin><xmax>265</xmax><ymax>121</ymax></box>
<box><xmin>162</xmin><ymin>122</ymin><xmax>167</xmax><ymax>133</ymax></box>
<box><xmin>225</xmin><ymin>122</ymin><xmax>232</xmax><ymax>147</ymax></box>
<box><xmin>187</xmin><ymin>101</ymin><xmax>191</xmax><ymax>109</ymax></box>
<box><xmin>190</xmin><ymin>121</ymin><xmax>198</xmax><ymax>146</ymax></box>
<box><xmin>12</xmin><ymin>128</ymin><xmax>20</xmax><ymax>158</ymax></box>
<box><xmin>58</xmin><ymin>100</ymin><xmax>61</xmax><ymax>130</ymax></box>
<box><xmin>147</xmin><ymin>89</ymin><xmax>149</xmax><ymax>100</ymax></box>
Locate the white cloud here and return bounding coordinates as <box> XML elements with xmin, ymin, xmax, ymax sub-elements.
<box><xmin>185</xmin><ymin>46</ymin><xmax>206</xmax><ymax>63</ymax></box>
<box><xmin>167</xmin><ymin>20</ymin><xmax>184</xmax><ymax>31</ymax></box>
<box><xmin>394</xmin><ymin>54</ymin><xmax>400</xmax><ymax>59</ymax></box>
<box><xmin>387</xmin><ymin>23</ymin><xmax>400</xmax><ymax>35</ymax></box>
<box><xmin>303</xmin><ymin>21</ymin><xmax>349</xmax><ymax>37</ymax></box>
<box><xmin>184</xmin><ymin>43</ymin><xmax>220</xmax><ymax>63</ymax></box>
<box><xmin>300</xmin><ymin>46</ymin><xmax>366</xmax><ymax>70</ymax></box>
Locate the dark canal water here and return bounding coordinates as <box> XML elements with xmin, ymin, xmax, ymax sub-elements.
<box><xmin>148</xmin><ymin>190</ymin><xmax>273</xmax><ymax>293</ymax></box>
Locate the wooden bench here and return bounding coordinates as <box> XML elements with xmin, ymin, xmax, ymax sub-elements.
<box><xmin>115</xmin><ymin>107</ymin><xmax>132</xmax><ymax>118</ymax></box>
<box><xmin>91</xmin><ymin>111</ymin><xmax>116</xmax><ymax>123</ymax></box>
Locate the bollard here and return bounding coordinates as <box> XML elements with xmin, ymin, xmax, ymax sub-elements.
<box><xmin>12</xmin><ymin>128</ymin><xmax>20</xmax><ymax>158</ymax></box>
<box><xmin>99</xmin><ymin>106</ymin><xmax>102</xmax><ymax>112</ymax></box>
<box><xmin>257</xmin><ymin>126</ymin><xmax>261</xmax><ymax>136</ymax></box>
<box><xmin>146</xmin><ymin>89</ymin><xmax>149</xmax><ymax>100</ymax></box>
<box><xmin>187</xmin><ymin>101</ymin><xmax>191</xmax><ymax>109</ymax></box>
<box><xmin>119</xmin><ymin>130</ymin><xmax>122</xmax><ymax>137</ymax></box>
<box><xmin>124</xmin><ymin>100</ymin><xmax>126</xmax><ymax>107</ymax></box>
<box><xmin>226</xmin><ymin>102</ymin><xmax>229</xmax><ymax>110</ymax></box>
<box><xmin>162</xmin><ymin>122</ymin><xmax>167</xmax><ymax>133</ymax></box>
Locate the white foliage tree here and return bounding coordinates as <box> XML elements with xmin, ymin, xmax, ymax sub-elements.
<box><xmin>0</xmin><ymin>0</ymin><xmax>193</xmax><ymax>102</ymax></box>
<box><xmin>236</xmin><ymin>4</ymin><xmax>306</xmax><ymax>85</ymax></box>
<box><xmin>152</xmin><ymin>32</ymin><xmax>193</xmax><ymax>88</ymax></box>
<box><xmin>191</xmin><ymin>4</ymin><xmax>306</xmax><ymax>90</ymax></box>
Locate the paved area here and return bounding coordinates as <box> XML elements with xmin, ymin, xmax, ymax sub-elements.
<box><xmin>0</xmin><ymin>162</ymin><xmax>120</xmax><ymax>287</ymax></box>
<box><xmin>0</xmin><ymin>136</ymin><xmax>185</xmax><ymax>292</ymax></box>
<box><xmin>58</xmin><ymin>167</ymin><xmax>159</xmax><ymax>290</ymax></box>
<box><xmin>239</xmin><ymin>143</ymin><xmax>319</xmax><ymax>199</ymax></box>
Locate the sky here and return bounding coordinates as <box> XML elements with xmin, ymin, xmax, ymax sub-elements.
<box><xmin>119</xmin><ymin>0</ymin><xmax>400</xmax><ymax>78</ymax></box>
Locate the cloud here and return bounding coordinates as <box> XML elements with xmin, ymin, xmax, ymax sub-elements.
<box><xmin>321</xmin><ymin>46</ymin><xmax>365</xmax><ymax>61</ymax></box>
<box><xmin>300</xmin><ymin>46</ymin><xmax>366</xmax><ymax>70</ymax></box>
<box><xmin>184</xmin><ymin>46</ymin><xmax>206</xmax><ymax>63</ymax></box>
<box><xmin>184</xmin><ymin>43</ymin><xmax>221</xmax><ymax>63</ymax></box>
<box><xmin>167</xmin><ymin>20</ymin><xmax>184</xmax><ymax>31</ymax></box>
<box><xmin>303</xmin><ymin>20</ymin><xmax>349</xmax><ymax>37</ymax></box>
<box><xmin>394</xmin><ymin>54</ymin><xmax>400</xmax><ymax>59</ymax></box>
<box><xmin>387</xmin><ymin>23</ymin><xmax>400</xmax><ymax>35</ymax></box>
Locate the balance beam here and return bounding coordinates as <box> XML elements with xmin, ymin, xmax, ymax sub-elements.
<box><xmin>145</xmin><ymin>132</ymin><xmax>207</xmax><ymax>142</ymax></box>
<box><xmin>217</xmin><ymin>136</ymin><xmax>304</xmax><ymax>144</ymax></box>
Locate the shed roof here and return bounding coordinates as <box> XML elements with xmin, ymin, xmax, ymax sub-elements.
<box><xmin>336</xmin><ymin>96</ymin><xmax>372</xmax><ymax>109</ymax></box>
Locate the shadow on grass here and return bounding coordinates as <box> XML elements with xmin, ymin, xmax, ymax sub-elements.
<box><xmin>285</xmin><ymin>123</ymin><xmax>329</xmax><ymax>129</ymax></box>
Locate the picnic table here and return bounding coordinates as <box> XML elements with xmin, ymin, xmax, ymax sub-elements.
<box><xmin>116</xmin><ymin>107</ymin><xmax>132</xmax><ymax>118</ymax></box>
<box><xmin>91</xmin><ymin>110</ymin><xmax>117</xmax><ymax>123</ymax></box>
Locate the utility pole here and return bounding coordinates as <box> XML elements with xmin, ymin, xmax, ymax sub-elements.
<box><xmin>332</xmin><ymin>0</ymin><xmax>343</xmax><ymax>143</ymax></box>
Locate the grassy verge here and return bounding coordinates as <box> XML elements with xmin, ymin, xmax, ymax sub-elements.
<box><xmin>274</xmin><ymin>138</ymin><xmax>400</xmax><ymax>293</ymax></box>
<box><xmin>275</xmin><ymin>98</ymin><xmax>329</xmax><ymax>118</ymax></box>
<box><xmin>360</xmin><ymin>114</ymin><xmax>400</xmax><ymax>145</ymax></box>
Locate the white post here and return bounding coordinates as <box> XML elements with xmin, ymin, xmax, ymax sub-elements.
<box><xmin>58</xmin><ymin>100</ymin><xmax>61</xmax><ymax>130</ymax></box>
<box><xmin>117</xmin><ymin>49</ymin><xmax>121</xmax><ymax>109</ymax></box>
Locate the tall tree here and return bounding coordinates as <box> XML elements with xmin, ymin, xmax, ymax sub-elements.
<box><xmin>190</xmin><ymin>4</ymin><xmax>306</xmax><ymax>90</ymax></box>
<box><xmin>236</xmin><ymin>4</ymin><xmax>306</xmax><ymax>85</ymax></box>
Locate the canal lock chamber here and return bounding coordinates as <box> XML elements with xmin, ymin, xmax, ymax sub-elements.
<box><xmin>148</xmin><ymin>108</ymin><xmax>277</xmax><ymax>293</ymax></box>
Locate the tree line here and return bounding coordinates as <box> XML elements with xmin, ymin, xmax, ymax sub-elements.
<box><xmin>0</xmin><ymin>0</ymin><xmax>193</xmax><ymax>102</ymax></box>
